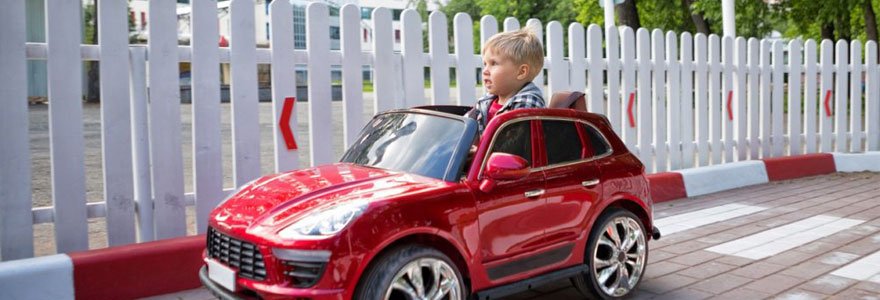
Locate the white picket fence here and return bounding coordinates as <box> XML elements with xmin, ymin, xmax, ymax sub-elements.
<box><xmin>1</xmin><ymin>0</ymin><xmax>879</xmax><ymax>261</ymax></box>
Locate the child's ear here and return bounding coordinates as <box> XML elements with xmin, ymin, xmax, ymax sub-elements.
<box><xmin>516</xmin><ymin>64</ymin><xmax>530</xmax><ymax>80</ymax></box>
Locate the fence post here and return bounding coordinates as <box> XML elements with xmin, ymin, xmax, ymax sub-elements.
<box><xmin>620</xmin><ymin>27</ymin><xmax>637</xmax><ymax>154</ymax></box>
<box><xmin>568</xmin><ymin>23</ymin><xmax>586</xmax><ymax>107</ymax></box>
<box><xmin>820</xmin><ymin>40</ymin><xmax>834</xmax><ymax>152</ymax></box>
<box><xmin>867</xmin><ymin>41</ymin><xmax>879</xmax><ymax>151</ymax></box>
<box><xmin>721</xmin><ymin>36</ymin><xmax>734</xmax><ymax>163</ymax></box>
<box><xmin>771</xmin><ymin>41</ymin><xmax>785</xmax><ymax>157</ymax></box>
<box><xmin>129</xmin><ymin>46</ymin><xmax>154</xmax><ymax>242</ymax></box>
<box><xmin>606</xmin><ymin>27</ymin><xmax>622</xmax><ymax>134</ymax></box>
<box><xmin>547</xmin><ymin>21</ymin><xmax>568</xmax><ymax>98</ymax></box>
<box><xmin>680</xmin><ymin>32</ymin><xmax>695</xmax><ymax>169</ymax></box>
<box><xmin>230</xmin><ymin>0</ymin><xmax>262</xmax><ymax>180</ymax></box>
<box><xmin>708</xmin><ymin>35</ymin><xmax>722</xmax><ymax>164</ymax></box>
<box><xmin>271</xmin><ymin>0</ymin><xmax>301</xmax><ymax>169</ymax></box>
<box><xmin>734</xmin><ymin>37</ymin><xmax>748</xmax><ymax>161</ymax></box>
<box><xmin>760</xmin><ymin>40</ymin><xmax>772</xmax><ymax>158</ymax></box>
<box><xmin>666</xmin><ymin>32</ymin><xmax>681</xmax><ymax>170</ymax></box>
<box><xmin>636</xmin><ymin>28</ymin><xmax>653</xmax><ymax>172</ymax></box>
<box><xmin>695</xmin><ymin>33</ymin><xmax>709</xmax><ymax>166</ymax></box>
<box><xmin>747</xmin><ymin>38</ymin><xmax>761</xmax><ymax>159</ymax></box>
<box><xmin>306</xmin><ymin>3</ymin><xmax>334</xmax><ymax>166</ymax></box>
<box><xmin>0</xmin><ymin>0</ymin><xmax>33</xmax><ymax>260</ymax></box>
<box><xmin>587</xmin><ymin>25</ymin><xmax>605</xmax><ymax>115</ymax></box>
<box><xmin>401</xmin><ymin>9</ymin><xmax>425</xmax><ymax>107</ymax></box>
<box><xmin>454</xmin><ymin>13</ymin><xmax>476</xmax><ymax>106</ymax></box>
<box><xmin>526</xmin><ymin>19</ymin><xmax>545</xmax><ymax>99</ymax></box>
<box><xmin>504</xmin><ymin>17</ymin><xmax>519</xmax><ymax>31</ymax></box>
<box><xmin>835</xmin><ymin>40</ymin><xmax>850</xmax><ymax>152</ymax></box>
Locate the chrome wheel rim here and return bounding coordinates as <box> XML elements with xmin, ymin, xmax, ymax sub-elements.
<box><xmin>592</xmin><ymin>216</ymin><xmax>646</xmax><ymax>297</ymax></box>
<box><xmin>385</xmin><ymin>257</ymin><xmax>462</xmax><ymax>300</ymax></box>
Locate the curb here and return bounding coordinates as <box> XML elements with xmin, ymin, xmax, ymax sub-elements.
<box><xmin>0</xmin><ymin>152</ymin><xmax>877</xmax><ymax>299</ymax></box>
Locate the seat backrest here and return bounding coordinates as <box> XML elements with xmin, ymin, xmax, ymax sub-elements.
<box><xmin>548</xmin><ymin>91</ymin><xmax>587</xmax><ymax>111</ymax></box>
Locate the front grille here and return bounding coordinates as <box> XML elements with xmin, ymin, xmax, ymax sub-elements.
<box><xmin>207</xmin><ymin>227</ymin><xmax>267</xmax><ymax>281</ymax></box>
<box><xmin>281</xmin><ymin>260</ymin><xmax>326</xmax><ymax>288</ymax></box>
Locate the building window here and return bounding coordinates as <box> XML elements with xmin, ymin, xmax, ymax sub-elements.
<box><xmin>141</xmin><ymin>12</ymin><xmax>147</xmax><ymax>29</ymax></box>
<box><xmin>363</xmin><ymin>28</ymin><xmax>368</xmax><ymax>42</ymax></box>
<box><xmin>394</xmin><ymin>29</ymin><xmax>400</xmax><ymax>43</ymax></box>
<box><xmin>361</xmin><ymin>7</ymin><xmax>373</xmax><ymax>19</ymax></box>
<box><xmin>330</xmin><ymin>6</ymin><xmax>339</xmax><ymax>16</ymax></box>
<box><xmin>392</xmin><ymin>9</ymin><xmax>402</xmax><ymax>21</ymax></box>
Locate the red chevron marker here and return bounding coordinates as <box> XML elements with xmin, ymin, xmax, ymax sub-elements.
<box><xmin>279</xmin><ymin>97</ymin><xmax>298</xmax><ymax>150</ymax></box>
<box><xmin>823</xmin><ymin>90</ymin><xmax>833</xmax><ymax>117</ymax></box>
<box><xmin>628</xmin><ymin>93</ymin><xmax>636</xmax><ymax>128</ymax></box>
<box><xmin>727</xmin><ymin>91</ymin><xmax>734</xmax><ymax>121</ymax></box>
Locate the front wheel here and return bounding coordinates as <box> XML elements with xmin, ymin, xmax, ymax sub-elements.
<box><xmin>572</xmin><ymin>208</ymin><xmax>648</xmax><ymax>299</ymax></box>
<box><xmin>355</xmin><ymin>245</ymin><xmax>465</xmax><ymax>300</ymax></box>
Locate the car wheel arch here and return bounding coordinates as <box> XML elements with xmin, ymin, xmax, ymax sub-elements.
<box><xmin>597</xmin><ymin>197</ymin><xmax>653</xmax><ymax>239</ymax></box>
<box><xmin>354</xmin><ymin>231</ymin><xmax>473</xmax><ymax>293</ymax></box>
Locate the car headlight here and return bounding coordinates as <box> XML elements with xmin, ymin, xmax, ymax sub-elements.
<box><xmin>278</xmin><ymin>202</ymin><xmax>368</xmax><ymax>239</ymax></box>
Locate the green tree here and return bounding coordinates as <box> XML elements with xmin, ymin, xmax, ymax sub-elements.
<box><xmin>781</xmin><ymin>0</ymin><xmax>879</xmax><ymax>42</ymax></box>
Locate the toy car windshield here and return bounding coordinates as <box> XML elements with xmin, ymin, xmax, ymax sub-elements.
<box><xmin>340</xmin><ymin>109</ymin><xmax>477</xmax><ymax>181</ymax></box>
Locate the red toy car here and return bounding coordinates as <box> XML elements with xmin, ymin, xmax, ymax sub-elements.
<box><xmin>200</xmin><ymin>105</ymin><xmax>659</xmax><ymax>300</ymax></box>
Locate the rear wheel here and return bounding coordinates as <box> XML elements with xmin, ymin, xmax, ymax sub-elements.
<box><xmin>355</xmin><ymin>245</ymin><xmax>465</xmax><ymax>300</ymax></box>
<box><xmin>572</xmin><ymin>208</ymin><xmax>648</xmax><ymax>299</ymax></box>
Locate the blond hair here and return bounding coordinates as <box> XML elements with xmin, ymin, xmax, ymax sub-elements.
<box><xmin>482</xmin><ymin>28</ymin><xmax>544</xmax><ymax>80</ymax></box>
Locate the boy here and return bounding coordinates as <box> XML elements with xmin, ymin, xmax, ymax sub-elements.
<box><xmin>468</xmin><ymin>28</ymin><xmax>546</xmax><ymax>133</ymax></box>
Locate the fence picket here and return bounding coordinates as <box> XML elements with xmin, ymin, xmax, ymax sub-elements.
<box><xmin>760</xmin><ymin>40</ymin><xmax>772</xmax><ymax>158</ymax></box>
<box><xmin>230</xmin><ymin>0</ymin><xmax>261</xmax><ymax>183</ymax></box>
<box><xmin>307</xmin><ymin>3</ymin><xmax>334</xmax><ymax>165</ymax></box>
<box><xmin>569</xmin><ymin>23</ymin><xmax>586</xmax><ymax>108</ymax></box>
<box><xmin>480</xmin><ymin>15</ymin><xmax>498</xmax><ymax>49</ymax></box>
<box><xmin>666</xmin><ymin>32</ymin><xmax>680</xmax><ymax>170</ymax></box>
<box><xmin>835</xmin><ymin>40</ymin><xmax>849</xmax><ymax>152</ymax></box>
<box><xmin>97</xmin><ymin>0</ymin><xmax>136</xmax><ymax>246</ymax></box>
<box><xmin>587</xmin><ymin>25</ymin><xmax>604</xmax><ymax>114</ymax></box>
<box><xmin>526</xmin><ymin>19</ymin><xmax>545</xmax><ymax>98</ymax></box>
<box><xmin>401</xmin><ymin>10</ymin><xmax>425</xmax><ymax>107</ymax></box>
<box><xmin>340</xmin><ymin>5</ymin><xmax>364</xmax><ymax>149</ymax></box>
<box><xmin>771</xmin><ymin>41</ymin><xmax>785</xmax><ymax>157</ymax></box>
<box><xmin>372</xmin><ymin>8</ymin><xmax>394</xmax><ymax>112</ymax></box>
<box><xmin>454</xmin><ymin>13</ymin><xmax>477</xmax><ymax>106</ymax></box>
<box><xmin>621</xmin><ymin>27</ymin><xmax>637</xmax><ymax>153</ymax></box>
<box><xmin>129</xmin><ymin>47</ymin><xmax>153</xmax><ymax>242</ymax></box>
<box><xmin>708</xmin><ymin>35</ymin><xmax>722</xmax><ymax>164</ymax></box>
<box><xmin>547</xmin><ymin>22</ymin><xmax>567</xmax><ymax>97</ymax></box>
<box><xmin>694</xmin><ymin>34</ymin><xmax>709</xmax><ymax>166</ymax></box>
<box><xmin>606</xmin><ymin>27</ymin><xmax>622</xmax><ymax>134</ymax></box>
<box><xmin>148</xmin><ymin>0</ymin><xmax>186</xmax><ymax>239</ymax></box>
<box><xmin>804</xmin><ymin>40</ymin><xmax>818</xmax><ymax>154</ymax></box>
<box><xmin>747</xmin><ymin>38</ymin><xmax>761</xmax><ymax>159</ymax></box>
<box><xmin>867</xmin><ymin>41</ymin><xmax>879</xmax><ymax>151</ymax></box>
<box><xmin>192</xmin><ymin>0</ymin><xmax>225</xmax><ymax>234</ymax></box>
<box><xmin>788</xmin><ymin>40</ymin><xmax>803</xmax><ymax>155</ymax></box>
<box><xmin>504</xmin><ymin>17</ymin><xmax>520</xmax><ymax>31</ymax></box>
<box><xmin>734</xmin><ymin>37</ymin><xmax>748</xmax><ymax>161</ymax></box>
<box><xmin>0</xmin><ymin>0</ymin><xmax>33</xmax><ymax>260</ymax></box>
<box><xmin>428</xmin><ymin>12</ymin><xmax>450</xmax><ymax>105</ymax></box>
<box><xmin>651</xmin><ymin>29</ymin><xmax>667</xmax><ymax>172</ymax></box>
<box><xmin>820</xmin><ymin>40</ymin><xmax>834</xmax><ymax>152</ymax></box>
<box><xmin>680</xmin><ymin>33</ymin><xmax>695</xmax><ymax>168</ymax></box>
<box><xmin>636</xmin><ymin>29</ymin><xmax>652</xmax><ymax>171</ymax></box>
<box><xmin>721</xmin><ymin>36</ymin><xmax>734</xmax><ymax>163</ymax></box>
<box><xmin>849</xmin><ymin>41</ymin><xmax>863</xmax><ymax>152</ymax></box>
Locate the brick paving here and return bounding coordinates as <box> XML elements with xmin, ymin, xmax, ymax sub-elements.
<box><xmin>146</xmin><ymin>172</ymin><xmax>880</xmax><ymax>299</ymax></box>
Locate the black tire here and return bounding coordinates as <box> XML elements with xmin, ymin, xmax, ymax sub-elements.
<box><xmin>354</xmin><ymin>245</ymin><xmax>467</xmax><ymax>300</ymax></box>
<box><xmin>572</xmin><ymin>208</ymin><xmax>649</xmax><ymax>299</ymax></box>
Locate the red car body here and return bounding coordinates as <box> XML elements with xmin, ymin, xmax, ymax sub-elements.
<box><xmin>200</xmin><ymin>106</ymin><xmax>655</xmax><ymax>299</ymax></box>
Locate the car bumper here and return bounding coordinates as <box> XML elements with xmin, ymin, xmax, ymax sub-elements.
<box><xmin>200</xmin><ymin>266</ymin><xmax>345</xmax><ymax>300</ymax></box>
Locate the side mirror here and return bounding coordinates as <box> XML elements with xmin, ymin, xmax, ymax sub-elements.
<box><xmin>480</xmin><ymin>153</ymin><xmax>529</xmax><ymax>192</ymax></box>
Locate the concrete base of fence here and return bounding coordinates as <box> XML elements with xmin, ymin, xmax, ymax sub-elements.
<box><xmin>677</xmin><ymin>160</ymin><xmax>770</xmax><ymax>198</ymax></box>
<box><xmin>833</xmin><ymin>152</ymin><xmax>880</xmax><ymax>172</ymax></box>
<box><xmin>1</xmin><ymin>152</ymin><xmax>878</xmax><ymax>299</ymax></box>
<box><xmin>0</xmin><ymin>254</ymin><xmax>74</xmax><ymax>300</ymax></box>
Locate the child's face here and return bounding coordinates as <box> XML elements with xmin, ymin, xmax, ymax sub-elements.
<box><xmin>481</xmin><ymin>49</ymin><xmax>529</xmax><ymax>97</ymax></box>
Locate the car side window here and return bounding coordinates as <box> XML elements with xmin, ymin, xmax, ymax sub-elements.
<box><xmin>542</xmin><ymin>120</ymin><xmax>584</xmax><ymax>165</ymax></box>
<box><xmin>490</xmin><ymin>120</ymin><xmax>532</xmax><ymax>166</ymax></box>
<box><xmin>584</xmin><ymin>124</ymin><xmax>611</xmax><ymax>156</ymax></box>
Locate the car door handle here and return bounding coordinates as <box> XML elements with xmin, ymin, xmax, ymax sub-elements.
<box><xmin>582</xmin><ymin>179</ymin><xmax>600</xmax><ymax>187</ymax></box>
<box><xmin>524</xmin><ymin>189</ymin><xmax>545</xmax><ymax>198</ymax></box>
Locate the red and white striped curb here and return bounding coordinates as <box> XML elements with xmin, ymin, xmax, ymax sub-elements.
<box><xmin>1</xmin><ymin>152</ymin><xmax>877</xmax><ymax>299</ymax></box>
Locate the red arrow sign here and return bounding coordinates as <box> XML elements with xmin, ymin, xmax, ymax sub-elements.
<box><xmin>823</xmin><ymin>90</ymin><xmax>833</xmax><ymax>117</ymax></box>
<box><xmin>627</xmin><ymin>93</ymin><xmax>636</xmax><ymax>128</ymax></box>
<box><xmin>279</xmin><ymin>97</ymin><xmax>298</xmax><ymax>150</ymax></box>
<box><xmin>727</xmin><ymin>91</ymin><xmax>734</xmax><ymax>121</ymax></box>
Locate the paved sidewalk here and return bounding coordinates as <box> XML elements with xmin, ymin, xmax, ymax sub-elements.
<box><xmin>145</xmin><ymin>172</ymin><xmax>880</xmax><ymax>300</ymax></box>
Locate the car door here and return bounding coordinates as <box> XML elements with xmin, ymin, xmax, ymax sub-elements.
<box><xmin>474</xmin><ymin>119</ymin><xmax>548</xmax><ymax>266</ymax></box>
<box><xmin>539</xmin><ymin>119</ymin><xmax>603</xmax><ymax>246</ymax></box>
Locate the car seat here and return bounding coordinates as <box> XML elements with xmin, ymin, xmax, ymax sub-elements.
<box><xmin>548</xmin><ymin>91</ymin><xmax>587</xmax><ymax>111</ymax></box>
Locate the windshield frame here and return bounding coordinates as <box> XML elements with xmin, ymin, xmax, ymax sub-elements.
<box><xmin>340</xmin><ymin>108</ymin><xmax>478</xmax><ymax>182</ymax></box>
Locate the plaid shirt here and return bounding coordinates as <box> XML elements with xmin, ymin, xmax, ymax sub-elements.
<box><xmin>468</xmin><ymin>82</ymin><xmax>545</xmax><ymax>132</ymax></box>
